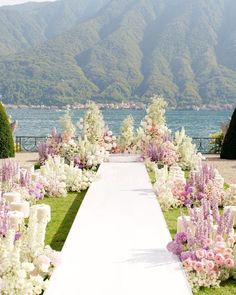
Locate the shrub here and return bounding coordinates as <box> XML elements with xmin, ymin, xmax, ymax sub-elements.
<box><xmin>0</xmin><ymin>102</ymin><xmax>15</xmax><ymax>158</ymax></box>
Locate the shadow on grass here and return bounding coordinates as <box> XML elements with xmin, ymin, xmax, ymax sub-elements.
<box><xmin>47</xmin><ymin>191</ymin><xmax>86</xmax><ymax>251</ymax></box>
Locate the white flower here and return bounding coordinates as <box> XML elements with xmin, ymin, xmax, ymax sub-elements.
<box><xmin>22</xmin><ymin>262</ymin><xmax>35</xmax><ymax>273</ymax></box>
<box><xmin>174</xmin><ymin>128</ymin><xmax>198</xmax><ymax>170</ymax></box>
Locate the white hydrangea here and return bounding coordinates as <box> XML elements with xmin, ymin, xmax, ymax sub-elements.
<box><xmin>146</xmin><ymin>95</ymin><xmax>167</xmax><ymax>126</ymax></box>
<box><xmin>60</xmin><ymin>110</ymin><xmax>76</xmax><ymax>139</ymax></box>
<box><xmin>153</xmin><ymin>165</ymin><xmax>184</xmax><ymax>211</ymax></box>
<box><xmin>64</xmin><ymin>164</ymin><xmax>95</xmax><ymax>192</ymax></box>
<box><xmin>39</xmin><ymin>156</ymin><xmax>67</xmax><ymax>197</ymax></box>
<box><xmin>79</xmin><ymin>101</ymin><xmax>105</xmax><ymax>144</ymax></box>
<box><xmin>118</xmin><ymin>115</ymin><xmax>136</xmax><ymax>153</ymax></box>
<box><xmin>174</xmin><ymin>128</ymin><xmax>199</xmax><ymax>170</ymax></box>
<box><xmin>224</xmin><ymin>184</ymin><xmax>236</xmax><ymax>206</ymax></box>
<box><xmin>75</xmin><ymin>138</ymin><xmax>109</xmax><ymax>170</ymax></box>
<box><xmin>38</xmin><ymin>155</ymin><xmax>97</xmax><ymax>197</ymax></box>
<box><xmin>0</xmin><ymin>205</ymin><xmax>59</xmax><ymax>295</ymax></box>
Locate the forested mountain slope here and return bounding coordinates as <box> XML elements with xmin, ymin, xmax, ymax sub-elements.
<box><xmin>0</xmin><ymin>0</ymin><xmax>236</xmax><ymax>107</ymax></box>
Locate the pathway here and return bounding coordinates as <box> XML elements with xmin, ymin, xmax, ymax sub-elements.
<box><xmin>206</xmin><ymin>154</ymin><xmax>236</xmax><ymax>184</ymax></box>
<box><xmin>45</xmin><ymin>158</ymin><xmax>192</xmax><ymax>295</ymax></box>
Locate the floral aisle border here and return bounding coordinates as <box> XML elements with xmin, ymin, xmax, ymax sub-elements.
<box><xmin>1</xmin><ymin>95</ymin><xmax>234</xmax><ymax>293</ymax></box>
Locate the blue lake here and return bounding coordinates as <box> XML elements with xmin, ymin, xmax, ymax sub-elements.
<box><xmin>7</xmin><ymin>108</ymin><xmax>232</xmax><ymax>138</ymax></box>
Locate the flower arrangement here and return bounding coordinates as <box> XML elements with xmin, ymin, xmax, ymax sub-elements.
<box><xmin>137</xmin><ymin>96</ymin><xmax>178</xmax><ymax>166</ymax></box>
<box><xmin>60</xmin><ymin>110</ymin><xmax>76</xmax><ymax>143</ymax></box>
<box><xmin>154</xmin><ymin>165</ymin><xmax>186</xmax><ymax>211</ymax></box>
<box><xmin>102</xmin><ymin>126</ymin><xmax>118</xmax><ymax>153</ymax></box>
<box><xmin>144</xmin><ymin>141</ymin><xmax>178</xmax><ymax>167</ymax></box>
<box><xmin>1</xmin><ymin>159</ymin><xmax>45</xmax><ymax>201</ymax></box>
<box><xmin>174</xmin><ymin>128</ymin><xmax>200</xmax><ymax>170</ymax></box>
<box><xmin>153</xmin><ymin>158</ymin><xmax>229</xmax><ymax>211</ymax></box>
<box><xmin>73</xmin><ymin>138</ymin><xmax>109</xmax><ymax>170</ymax></box>
<box><xmin>185</xmin><ymin>162</ymin><xmax>225</xmax><ymax>206</ymax></box>
<box><xmin>118</xmin><ymin>115</ymin><xmax>136</xmax><ymax>153</ymax></box>
<box><xmin>0</xmin><ymin>194</ymin><xmax>60</xmax><ymax>295</ymax></box>
<box><xmin>39</xmin><ymin>155</ymin><xmax>96</xmax><ymax>197</ymax></box>
<box><xmin>78</xmin><ymin>101</ymin><xmax>105</xmax><ymax>144</ymax></box>
<box><xmin>167</xmin><ymin>199</ymin><xmax>236</xmax><ymax>292</ymax></box>
<box><xmin>224</xmin><ymin>184</ymin><xmax>236</xmax><ymax>206</ymax></box>
<box><xmin>38</xmin><ymin>128</ymin><xmax>62</xmax><ymax>165</ymax></box>
<box><xmin>64</xmin><ymin>164</ymin><xmax>95</xmax><ymax>192</ymax></box>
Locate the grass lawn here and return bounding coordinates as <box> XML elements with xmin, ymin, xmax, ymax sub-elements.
<box><xmin>163</xmin><ymin>208</ymin><xmax>236</xmax><ymax>295</ymax></box>
<box><xmin>38</xmin><ymin>191</ymin><xmax>86</xmax><ymax>251</ymax></box>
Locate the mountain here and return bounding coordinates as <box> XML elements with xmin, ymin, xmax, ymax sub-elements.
<box><xmin>0</xmin><ymin>0</ymin><xmax>236</xmax><ymax>107</ymax></box>
<box><xmin>0</xmin><ymin>0</ymin><xmax>109</xmax><ymax>56</ymax></box>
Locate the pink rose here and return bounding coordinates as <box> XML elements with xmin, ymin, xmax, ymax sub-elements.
<box><xmin>215</xmin><ymin>235</ymin><xmax>224</xmax><ymax>242</ymax></box>
<box><xmin>206</xmin><ymin>251</ymin><xmax>215</xmax><ymax>260</ymax></box>
<box><xmin>194</xmin><ymin>261</ymin><xmax>204</xmax><ymax>272</ymax></box>
<box><xmin>214</xmin><ymin>247</ymin><xmax>224</xmax><ymax>254</ymax></box>
<box><xmin>196</xmin><ymin>249</ymin><xmax>206</xmax><ymax>259</ymax></box>
<box><xmin>224</xmin><ymin>253</ymin><xmax>231</xmax><ymax>260</ymax></box>
<box><xmin>225</xmin><ymin>258</ymin><xmax>235</xmax><ymax>269</ymax></box>
<box><xmin>214</xmin><ymin>253</ymin><xmax>224</xmax><ymax>265</ymax></box>
<box><xmin>224</xmin><ymin>248</ymin><xmax>233</xmax><ymax>255</ymax></box>
<box><xmin>227</xmin><ymin>237</ymin><xmax>235</xmax><ymax>246</ymax></box>
<box><xmin>204</xmin><ymin>238</ymin><xmax>213</xmax><ymax>247</ymax></box>
<box><xmin>180</xmin><ymin>195</ymin><xmax>186</xmax><ymax>202</ymax></box>
<box><xmin>206</xmin><ymin>260</ymin><xmax>215</xmax><ymax>270</ymax></box>
<box><xmin>183</xmin><ymin>258</ymin><xmax>192</xmax><ymax>269</ymax></box>
<box><xmin>215</xmin><ymin>241</ymin><xmax>226</xmax><ymax>249</ymax></box>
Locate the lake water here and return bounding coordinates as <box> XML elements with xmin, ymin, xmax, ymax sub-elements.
<box><xmin>7</xmin><ymin>108</ymin><xmax>233</xmax><ymax>138</ymax></box>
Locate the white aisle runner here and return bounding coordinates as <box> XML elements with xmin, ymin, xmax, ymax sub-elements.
<box><xmin>45</xmin><ymin>160</ymin><xmax>192</xmax><ymax>295</ymax></box>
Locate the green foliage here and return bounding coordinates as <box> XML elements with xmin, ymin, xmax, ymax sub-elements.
<box><xmin>0</xmin><ymin>0</ymin><xmax>236</xmax><ymax>106</ymax></box>
<box><xmin>0</xmin><ymin>102</ymin><xmax>15</xmax><ymax>159</ymax></box>
<box><xmin>209</xmin><ymin>131</ymin><xmax>224</xmax><ymax>153</ymax></box>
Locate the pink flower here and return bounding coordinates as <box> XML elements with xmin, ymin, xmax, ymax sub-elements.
<box><xmin>194</xmin><ymin>261</ymin><xmax>204</xmax><ymax>272</ymax></box>
<box><xmin>214</xmin><ymin>247</ymin><xmax>224</xmax><ymax>254</ymax></box>
<box><xmin>224</xmin><ymin>248</ymin><xmax>233</xmax><ymax>255</ymax></box>
<box><xmin>179</xmin><ymin>195</ymin><xmax>186</xmax><ymax>202</ymax></box>
<box><xmin>227</xmin><ymin>237</ymin><xmax>235</xmax><ymax>246</ymax></box>
<box><xmin>215</xmin><ymin>241</ymin><xmax>226</xmax><ymax>249</ymax></box>
<box><xmin>196</xmin><ymin>249</ymin><xmax>206</xmax><ymax>259</ymax></box>
<box><xmin>224</xmin><ymin>253</ymin><xmax>231</xmax><ymax>260</ymax></box>
<box><xmin>183</xmin><ymin>258</ymin><xmax>192</xmax><ymax>269</ymax></box>
<box><xmin>206</xmin><ymin>251</ymin><xmax>215</xmax><ymax>260</ymax></box>
<box><xmin>208</xmin><ymin>269</ymin><xmax>217</xmax><ymax>277</ymax></box>
<box><xmin>225</xmin><ymin>258</ymin><xmax>234</xmax><ymax>269</ymax></box>
<box><xmin>206</xmin><ymin>260</ymin><xmax>215</xmax><ymax>270</ymax></box>
<box><xmin>215</xmin><ymin>235</ymin><xmax>224</xmax><ymax>242</ymax></box>
<box><xmin>204</xmin><ymin>238</ymin><xmax>213</xmax><ymax>247</ymax></box>
<box><xmin>214</xmin><ymin>253</ymin><xmax>224</xmax><ymax>265</ymax></box>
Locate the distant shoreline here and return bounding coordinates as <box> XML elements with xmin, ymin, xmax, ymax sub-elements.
<box><xmin>4</xmin><ymin>102</ymin><xmax>234</xmax><ymax>111</ymax></box>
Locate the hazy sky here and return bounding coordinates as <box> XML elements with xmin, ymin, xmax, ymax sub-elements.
<box><xmin>0</xmin><ymin>0</ymin><xmax>56</xmax><ymax>7</ymax></box>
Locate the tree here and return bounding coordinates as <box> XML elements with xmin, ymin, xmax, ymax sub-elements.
<box><xmin>220</xmin><ymin>108</ymin><xmax>236</xmax><ymax>159</ymax></box>
<box><xmin>0</xmin><ymin>102</ymin><xmax>15</xmax><ymax>159</ymax></box>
